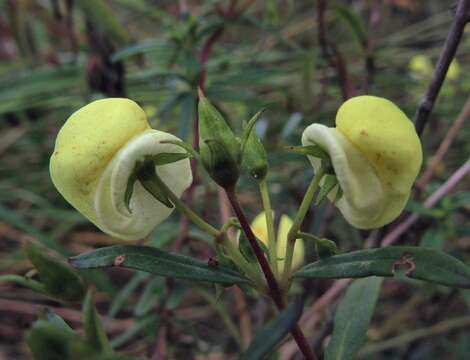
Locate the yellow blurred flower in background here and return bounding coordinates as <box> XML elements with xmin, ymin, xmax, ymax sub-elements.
<box><xmin>251</xmin><ymin>212</ymin><xmax>305</xmax><ymax>272</ymax></box>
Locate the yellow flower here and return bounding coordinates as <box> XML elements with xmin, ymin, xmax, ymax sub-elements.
<box><xmin>302</xmin><ymin>96</ymin><xmax>422</xmax><ymax>229</ymax></box>
<box><xmin>409</xmin><ymin>55</ymin><xmax>433</xmax><ymax>78</ymax></box>
<box><xmin>409</xmin><ymin>55</ymin><xmax>460</xmax><ymax>81</ymax></box>
<box><xmin>50</xmin><ymin>98</ymin><xmax>192</xmax><ymax>240</ymax></box>
<box><xmin>251</xmin><ymin>212</ymin><xmax>305</xmax><ymax>272</ymax></box>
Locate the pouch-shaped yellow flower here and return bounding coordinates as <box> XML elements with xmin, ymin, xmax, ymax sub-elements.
<box><xmin>251</xmin><ymin>212</ymin><xmax>305</xmax><ymax>272</ymax></box>
<box><xmin>50</xmin><ymin>98</ymin><xmax>192</xmax><ymax>240</ymax></box>
<box><xmin>302</xmin><ymin>96</ymin><xmax>422</xmax><ymax>229</ymax></box>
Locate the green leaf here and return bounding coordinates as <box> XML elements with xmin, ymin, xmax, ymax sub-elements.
<box><xmin>38</xmin><ymin>309</ymin><xmax>74</xmax><ymax>333</ymax></box>
<box><xmin>334</xmin><ymin>5</ymin><xmax>367</xmax><ymax>51</ymax></box>
<box><xmin>27</xmin><ymin>320</ymin><xmax>93</xmax><ymax>360</ymax></box>
<box><xmin>24</xmin><ymin>241</ymin><xmax>86</xmax><ymax>302</ymax></box>
<box><xmin>77</xmin><ymin>0</ymin><xmax>129</xmax><ymax>46</ymax></box>
<box><xmin>294</xmin><ymin>246</ymin><xmax>470</xmax><ymax>288</ymax></box>
<box><xmin>83</xmin><ymin>289</ymin><xmax>113</xmax><ymax>354</ymax></box>
<box><xmin>241</xmin><ymin>299</ymin><xmax>303</xmax><ymax>360</ymax></box>
<box><xmin>239</xmin><ymin>234</ymin><xmax>257</xmax><ymax>263</ymax></box>
<box><xmin>70</xmin><ymin>245</ymin><xmax>250</xmax><ymax>285</ymax></box>
<box><xmin>108</xmin><ymin>272</ymin><xmax>150</xmax><ymax>318</ymax></box>
<box><xmin>134</xmin><ymin>277</ymin><xmax>165</xmax><ymax>316</ymax></box>
<box><xmin>325</xmin><ymin>277</ymin><xmax>382</xmax><ymax>360</ymax></box>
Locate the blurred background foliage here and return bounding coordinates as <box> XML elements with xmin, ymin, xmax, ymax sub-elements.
<box><xmin>0</xmin><ymin>0</ymin><xmax>469</xmax><ymax>359</ymax></box>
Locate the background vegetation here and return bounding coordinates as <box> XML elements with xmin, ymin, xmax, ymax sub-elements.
<box><xmin>0</xmin><ymin>0</ymin><xmax>469</xmax><ymax>359</ymax></box>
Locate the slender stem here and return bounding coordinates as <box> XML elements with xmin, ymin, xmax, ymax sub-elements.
<box><xmin>282</xmin><ymin>168</ymin><xmax>325</xmax><ymax>285</ymax></box>
<box><xmin>414</xmin><ymin>0</ymin><xmax>470</xmax><ymax>135</ymax></box>
<box><xmin>142</xmin><ymin>170</ymin><xmax>220</xmax><ymax>238</ymax></box>
<box><xmin>259</xmin><ymin>178</ymin><xmax>278</xmax><ymax>277</ymax></box>
<box><xmin>219</xmin><ymin>233</ymin><xmax>265</xmax><ymax>289</ymax></box>
<box><xmin>225</xmin><ymin>186</ymin><xmax>316</xmax><ymax>360</ymax></box>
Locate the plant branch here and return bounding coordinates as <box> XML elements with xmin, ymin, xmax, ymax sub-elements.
<box><xmin>415</xmin><ymin>94</ymin><xmax>470</xmax><ymax>190</ymax></box>
<box><xmin>317</xmin><ymin>0</ymin><xmax>355</xmax><ymax>100</ymax></box>
<box><xmin>224</xmin><ymin>186</ymin><xmax>316</xmax><ymax>360</ymax></box>
<box><xmin>359</xmin><ymin>315</ymin><xmax>470</xmax><ymax>357</ymax></box>
<box><xmin>414</xmin><ymin>0</ymin><xmax>470</xmax><ymax>135</ymax></box>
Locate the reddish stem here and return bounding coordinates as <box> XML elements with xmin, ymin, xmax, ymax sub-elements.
<box><xmin>225</xmin><ymin>186</ymin><xmax>316</xmax><ymax>360</ymax></box>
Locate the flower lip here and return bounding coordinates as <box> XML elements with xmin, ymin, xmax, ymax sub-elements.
<box><xmin>302</xmin><ymin>124</ymin><xmax>385</xmax><ymax>228</ymax></box>
<box><xmin>95</xmin><ymin>130</ymin><xmax>193</xmax><ymax>240</ymax></box>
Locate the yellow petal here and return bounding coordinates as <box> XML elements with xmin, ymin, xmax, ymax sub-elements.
<box><xmin>302</xmin><ymin>124</ymin><xmax>386</xmax><ymax>228</ymax></box>
<box><xmin>50</xmin><ymin>98</ymin><xmax>192</xmax><ymax>240</ymax></box>
<box><xmin>336</xmin><ymin>96</ymin><xmax>422</xmax><ymax>196</ymax></box>
<box><xmin>276</xmin><ymin>215</ymin><xmax>304</xmax><ymax>273</ymax></box>
<box><xmin>251</xmin><ymin>211</ymin><xmax>269</xmax><ymax>247</ymax></box>
<box><xmin>94</xmin><ymin>130</ymin><xmax>193</xmax><ymax>239</ymax></box>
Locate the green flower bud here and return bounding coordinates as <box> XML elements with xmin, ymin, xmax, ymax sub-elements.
<box><xmin>198</xmin><ymin>92</ymin><xmax>240</xmax><ymax>188</ymax></box>
<box><xmin>241</xmin><ymin>110</ymin><xmax>268</xmax><ymax>181</ymax></box>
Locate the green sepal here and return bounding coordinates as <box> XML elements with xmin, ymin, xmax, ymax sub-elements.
<box><xmin>136</xmin><ymin>160</ymin><xmax>174</xmax><ymax>208</ymax></box>
<box><xmin>159</xmin><ymin>139</ymin><xmax>200</xmax><ymax>160</ymax></box>
<box><xmin>124</xmin><ymin>171</ymin><xmax>137</xmax><ymax>213</ymax></box>
<box><xmin>148</xmin><ymin>152</ymin><xmax>191</xmax><ymax>165</ymax></box>
<box><xmin>240</xmin><ymin>110</ymin><xmax>268</xmax><ymax>181</ymax></box>
<box><xmin>315</xmin><ymin>174</ymin><xmax>339</xmax><ymax>206</ymax></box>
<box><xmin>297</xmin><ymin>232</ymin><xmax>338</xmax><ymax>259</ymax></box>
<box><xmin>24</xmin><ymin>241</ymin><xmax>86</xmax><ymax>302</ymax></box>
<box><xmin>203</xmin><ymin>139</ymin><xmax>240</xmax><ymax>188</ymax></box>
<box><xmin>198</xmin><ymin>92</ymin><xmax>240</xmax><ymax>188</ymax></box>
<box><xmin>125</xmin><ymin>153</ymin><xmax>191</xmax><ymax>212</ymax></box>
<box><xmin>285</xmin><ymin>144</ymin><xmax>330</xmax><ymax>162</ymax></box>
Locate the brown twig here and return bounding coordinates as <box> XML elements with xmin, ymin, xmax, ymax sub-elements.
<box><xmin>415</xmin><ymin>95</ymin><xmax>470</xmax><ymax>190</ymax></box>
<box><xmin>317</xmin><ymin>0</ymin><xmax>355</xmax><ymax>100</ymax></box>
<box><xmin>382</xmin><ymin>157</ymin><xmax>470</xmax><ymax>246</ymax></box>
<box><xmin>364</xmin><ymin>0</ymin><xmax>382</xmax><ymax>92</ymax></box>
<box><xmin>414</xmin><ymin>0</ymin><xmax>470</xmax><ymax>135</ymax></box>
<box><xmin>359</xmin><ymin>314</ymin><xmax>470</xmax><ymax>357</ymax></box>
<box><xmin>225</xmin><ymin>187</ymin><xmax>317</xmax><ymax>360</ymax></box>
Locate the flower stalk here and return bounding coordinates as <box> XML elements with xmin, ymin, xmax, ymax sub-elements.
<box><xmin>282</xmin><ymin>167</ymin><xmax>325</xmax><ymax>286</ymax></box>
<box><xmin>259</xmin><ymin>178</ymin><xmax>279</xmax><ymax>278</ymax></box>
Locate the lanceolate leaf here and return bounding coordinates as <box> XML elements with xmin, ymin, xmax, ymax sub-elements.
<box><xmin>70</xmin><ymin>246</ymin><xmax>250</xmax><ymax>285</ymax></box>
<box><xmin>24</xmin><ymin>241</ymin><xmax>86</xmax><ymax>302</ymax></box>
<box><xmin>83</xmin><ymin>289</ymin><xmax>113</xmax><ymax>354</ymax></box>
<box><xmin>294</xmin><ymin>246</ymin><xmax>470</xmax><ymax>288</ymax></box>
<box><xmin>241</xmin><ymin>299</ymin><xmax>303</xmax><ymax>360</ymax></box>
<box><xmin>325</xmin><ymin>277</ymin><xmax>382</xmax><ymax>360</ymax></box>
